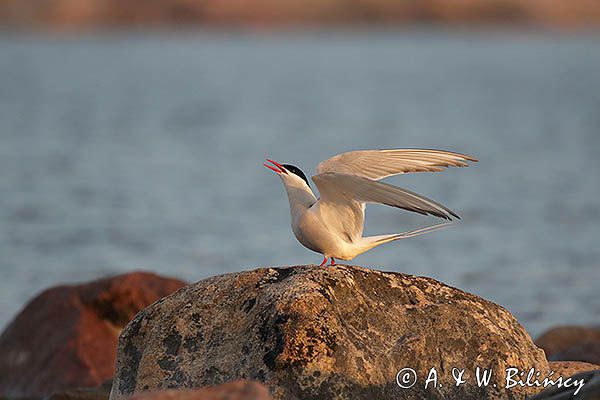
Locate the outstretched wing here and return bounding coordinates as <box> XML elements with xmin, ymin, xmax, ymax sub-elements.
<box><xmin>316</xmin><ymin>148</ymin><xmax>477</xmax><ymax>181</ymax></box>
<box><xmin>312</xmin><ymin>173</ymin><xmax>459</xmax><ymax>220</ymax></box>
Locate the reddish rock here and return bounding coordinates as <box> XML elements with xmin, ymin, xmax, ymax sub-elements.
<box><xmin>129</xmin><ymin>381</ymin><xmax>272</xmax><ymax>400</ymax></box>
<box><xmin>0</xmin><ymin>272</ymin><xmax>187</xmax><ymax>398</ymax></box>
<box><xmin>536</xmin><ymin>326</ymin><xmax>600</xmax><ymax>364</ymax></box>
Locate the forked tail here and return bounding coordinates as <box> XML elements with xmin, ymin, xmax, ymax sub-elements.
<box><xmin>358</xmin><ymin>222</ymin><xmax>455</xmax><ymax>252</ymax></box>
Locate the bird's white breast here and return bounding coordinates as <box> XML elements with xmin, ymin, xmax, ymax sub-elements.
<box><xmin>291</xmin><ymin>206</ymin><xmax>356</xmax><ymax>260</ymax></box>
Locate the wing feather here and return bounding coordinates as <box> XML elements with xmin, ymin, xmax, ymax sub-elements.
<box><xmin>312</xmin><ymin>173</ymin><xmax>459</xmax><ymax>220</ymax></box>
<box><xmin>316</xmin><ymin>148</ymin><xmax>477</xmax><ymax>180</ymax></box>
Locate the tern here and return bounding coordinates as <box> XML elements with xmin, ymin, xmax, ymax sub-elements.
<box><xmin>264</xmin><ymin>149</ymin><xmax>477</xmax><ymax>266</ymax></box>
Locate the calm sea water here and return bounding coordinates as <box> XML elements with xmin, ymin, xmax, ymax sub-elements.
<box><xmin>0</xmin><ymin>31</ymin><xmax>599</xmax><ymax>336</ymax></box>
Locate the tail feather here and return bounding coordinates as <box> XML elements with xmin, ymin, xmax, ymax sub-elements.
<box><xmin>359</xmin><ymin>222</ymin><xmax>455</xmax><ymax>252</ymax></box>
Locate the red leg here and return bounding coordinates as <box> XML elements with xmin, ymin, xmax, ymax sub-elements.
<box><xmin>319</xmin><ymin>256</ymin><xmax>328</xmax><ymax>267</ymax></box>
<box><xmin>330</xmin><ymin>258</ymin><xmax>335</xmax><ymax>266</ymax></box>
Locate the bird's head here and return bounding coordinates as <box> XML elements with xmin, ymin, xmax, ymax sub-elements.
<box><xmin>264</xmin><ymin>158</ymin><xmax>311</xmax><ymax>190</ymax></box>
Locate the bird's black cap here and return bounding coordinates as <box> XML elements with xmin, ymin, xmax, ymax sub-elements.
<box><xmin>282</xmin><ymin>164</ymin><xmax>310</xmax><ymax>187</ymax></box>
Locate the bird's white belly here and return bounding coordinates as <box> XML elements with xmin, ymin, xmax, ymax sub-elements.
<box><xmin>292</xmin><ymin>209</ymin><xmax>355</xmax><ymax>260</ymax></box>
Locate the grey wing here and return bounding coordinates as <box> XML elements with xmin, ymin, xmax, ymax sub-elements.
<box><xmin>309</xmin><ymin>178</ymin><xmax>366</xmax><ymax>243</ymax></box>
<box><xmin>313</xmin><ymin>193</ymin><xmax>366</xmax><ymax>243</ymax></box>
<box><xmin>312</xmin><ymin>173</ymin><xmax>459</xmax><ymax>220</ymax></box>
<box><xmin>316</xmin><ymin>148</ymin><xmax>477</xmax><ymax>180</ymax></box>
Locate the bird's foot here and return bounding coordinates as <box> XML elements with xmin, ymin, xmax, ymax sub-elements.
<box><xmin>330</xmin><ymin>258</ymin><xmax>335</xmax><ymax>266</ymax></box>
<box><xmin>319</xmin><ymin>256</ymin><xmax>328</xmax><ymax>267</ymax></box>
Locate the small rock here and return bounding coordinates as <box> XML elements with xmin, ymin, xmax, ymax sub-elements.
<box><xmin>110</xmin><ymin>265</ymin><xmax>548</xmax><ymax>400</ymax></box>
<box><xmin>48</xmin><ymin>380</ymin><xmax>113</xmax><ymax>400</ymax></box>
<box><xmin>536</xmin><ymin>326</ymin><xmax>600</xmax><ymax>364</ymax></box>
<box><xmin>529</xmin><ymin>369</ymin><xmax>600</xmax><ymax>400</ymax></box>
<box><xmin>0</xmin><ymin>272</ymin><xmax>187</xmax><ymax>398</ymax></box>
<box><xmin>128</xmin><ymin>380</ymin><xmax>272</xmax><ymax>400</ymax></box>
<box><xmin>549</xmin><ymin>361</ymin><xmax>600</xmax><ymax>378</ymax></box>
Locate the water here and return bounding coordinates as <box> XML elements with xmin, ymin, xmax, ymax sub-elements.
<box><xmin>1</xmin><ymin>31</ymin><xmax>599</xmax><ymax>336</ymax></box>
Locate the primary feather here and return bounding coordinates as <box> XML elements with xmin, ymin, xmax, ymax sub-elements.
<box><xmin>316</xmin><ymin>148</ymin><xmax>477</xmax><ymax>180</ymax></box>
<box><xmin>312</xmin><ymin>173</ymin><xmax>459</xmax><ymax>221</ymax></box>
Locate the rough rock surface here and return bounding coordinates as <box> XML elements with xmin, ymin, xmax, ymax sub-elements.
<box><xmin>110</xmin><ymin>265</ymin><xmax>548</xmax><ymax>400</ymax></box>
<box><xmin>128</xmin><ymin>380</ymin><xmax>272</xmax><ymax>400</ymax></box>
<box><xmin>549</xmin><ymin>361</ymin><xmax>600</xmax><ymax>378</ymax></box>
<box><xmin>536</xmin><ymin>326</ymin><xmax>600</xmax><ymax>365</ymax></box>
<box><xmin>0</xmin><ymin>272</ymin><xmax>187</xmax><ymax>398</ymax></box>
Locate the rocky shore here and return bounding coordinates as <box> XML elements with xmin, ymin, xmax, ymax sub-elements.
<box><xmin>1</xmin><ymin>266</ymin><xmax>598</xmax><ymax>400</ymax></box>
<box><xmin>1</xmin><ymin>0</ymin><xmax>600</xmax><ymax>29</ymax></box>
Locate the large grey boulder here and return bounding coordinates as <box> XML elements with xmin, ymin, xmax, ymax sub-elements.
<box><xmin>110</xmin><ymin>265</ymin><xmax>548</xmax><ymax>400</ymax></box>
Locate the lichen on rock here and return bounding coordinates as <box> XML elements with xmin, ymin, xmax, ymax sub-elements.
<box><xmin>110</xmin><ymin>265</ymin><xmax>549</xmax><ymax>400</ymax></box>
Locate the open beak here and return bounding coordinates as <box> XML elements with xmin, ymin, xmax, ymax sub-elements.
<box><xmin>263</xmin><ymin>159</ymin><xmax>288</xmax><ymax>174</ymax></box>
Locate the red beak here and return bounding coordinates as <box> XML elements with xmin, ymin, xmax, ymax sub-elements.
<box><xmin>263</xmin><ymin>159</ymin><xmax>288</xmax><ymax>174</ymax></box>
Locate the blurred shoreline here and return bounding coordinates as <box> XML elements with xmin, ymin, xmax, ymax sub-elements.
<box><xmin>2</xmin><ymin>0</ymin><xmax>600</xmax><ymax>31</ymax></box>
